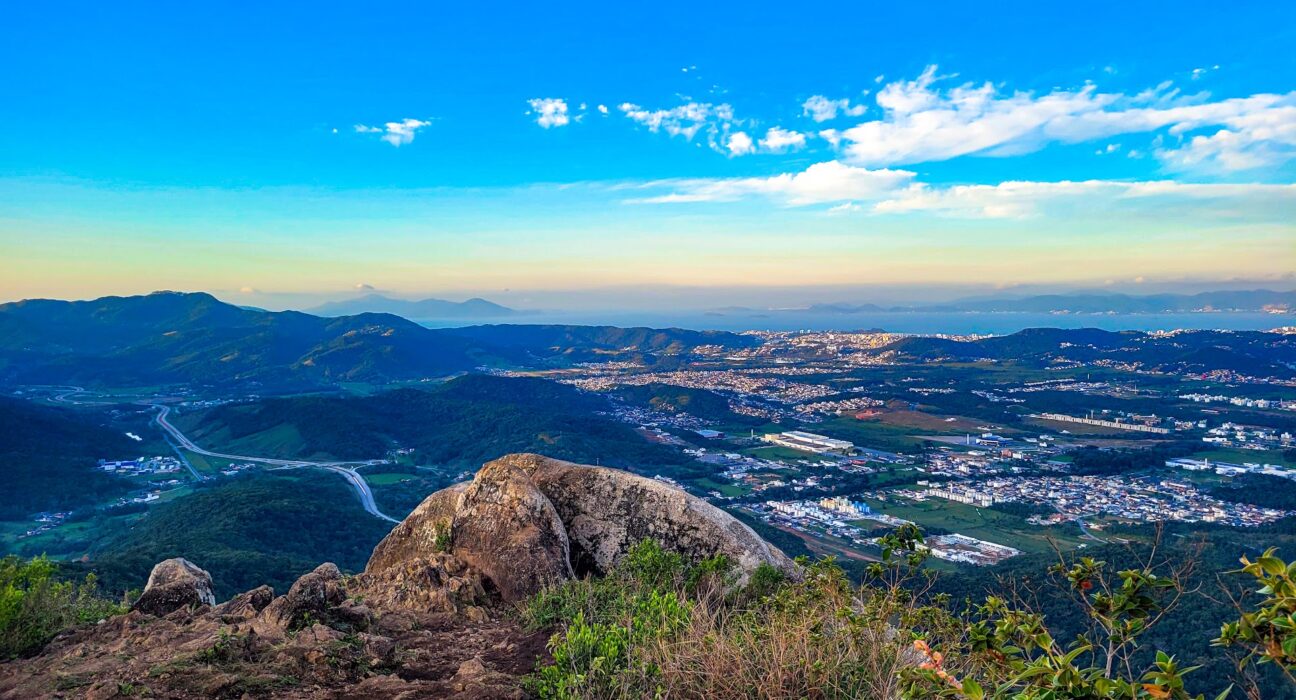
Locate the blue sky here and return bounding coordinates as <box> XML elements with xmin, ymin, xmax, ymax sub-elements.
<box><xmin>1</xmin><ymin>1</ymin><xmax>1293</xmax><ymax>309</ymax></box>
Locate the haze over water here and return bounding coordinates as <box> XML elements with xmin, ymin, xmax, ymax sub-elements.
<box><xmin>421</xmin><ymin>310</ymin><xmax>1291</xmax><ymax>334</ymax></box>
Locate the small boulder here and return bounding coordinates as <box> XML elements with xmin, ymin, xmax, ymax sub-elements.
<box><xmin>132</xmin><ymin>558</ymin><xmax>216</xmax><ymax>616</ymax></box>
<box><xmin>259</xmin><ymin>563</ymin><xmax>348</xmax><ymax>631</ymax></box>
<box><xmin>214</xmin><ymin>584</ymin><xmax>274</xmax><ymax>621</ymax></box>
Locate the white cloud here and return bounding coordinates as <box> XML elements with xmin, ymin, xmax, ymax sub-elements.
<box><xmin>873</xmin><ymin>179</ymin><xmax>1296</xmax><ymax>218</ymax></box>
<box><xmin>802</xmin><ymin>95</ymin><xmax>867</xmax><ymax>122</ymax></box>
<box><xmin>354</xmin><ymin>118</ymin><xmax>431</xmax><ymax>146</ymax></box>
<box><xmin>528</xmin><ymin>98</ymin><xmax>571</xmax><ymax>128</ymax></box>
<box><xmin>621</xmin><ymin>157</ymin><xmax>1296</xmax><ymax>221</ymax></box>
<box><xmin>758</xmin><ymin>127</ymin><xmax>808</xmax><ymax>153</ymax></box>
<box><xmin>597</xmin><ymin>104</ymin><xmax>609</xmax><ymax>115</ymax></box>
<box><xmin>726</xmin><ymin>131</ymin><xmax>754</xmax><ymax>156</ymax></box>
<box><xmin>826</xmin><ymin>65</ymin><xmax>1296</xmax><ymax>172</ymax></box>
<box><xmin>1155</xmin><ymin>104</ymin><xmax>1296</xmax><ymax>173</ymax></box>
<box><xmin>618</xmin><ymin>101</ymin><xmax>733</xmax><ymax>140</ymax></box>
<box><xmin>626</xmin><ymin>160</ymin><xmax>917</xmax><ymax>205</ymax></box>
<box><xmin>1190</xmin><ymin>65</ymin><xmax>1220</xmax><ymax>81</ymax></box>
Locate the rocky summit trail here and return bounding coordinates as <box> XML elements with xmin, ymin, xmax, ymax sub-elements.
<box><xmin>0</xmin><ymin>454</ymin><xmax>796</xmax><ymax>699</ymax></box>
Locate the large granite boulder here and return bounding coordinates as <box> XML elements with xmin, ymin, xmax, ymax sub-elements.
<box><xmin>447</xmin><ymin>458</ymin><xmax>573</xmax><ymax>602</ymax></box>
<box><xmin>367</xmin><ymin>454</ymin><xmax>796</xmax><ymax>602</ymax></box>
<box><xmin>513</xmin><ymin>454</ymin><xmax>795</xmax><ymax>578</ymax></box>
<box><xmin>131</xmin><ymin>558</ymin><xmax>217</xmax><ymax>616</ymax></box>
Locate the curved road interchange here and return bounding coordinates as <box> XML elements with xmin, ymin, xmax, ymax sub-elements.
<box><xmin>151</xmin><ymin>404</ymin><xmax>399</xmax><ymax>523</ymax></box>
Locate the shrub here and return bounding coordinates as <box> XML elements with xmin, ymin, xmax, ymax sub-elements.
<box><xmin>1216</xmin><ymin>548</ymin><xmax>1296</xmax><ymax>685</ymax></box>
<box><xmin>526</xmin><ymin>529</ymin><xmax>1241</xmax><ymax>700</ymax></box>
<box><xmin>525</xmin><ymin>535</ymin><xmax>959</xmax><ymax>699</ymax></box>
<box><xmin>0</xmin><ymin>555</ymin><xmax>127</xmax><ymax>659</ymax></box>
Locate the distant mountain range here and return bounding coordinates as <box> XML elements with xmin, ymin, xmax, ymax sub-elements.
<box><xmin>942</xmin><ymin>289</ymin><xmax>1296</xmax><ymax>314</ymax></box>
<box><xmin>0</xmin><ymin>292</ymin><xmax>753</xmax><ymax>389</ymax></box>
<box><xmin>306</xmin><ymin>294</ymin><xmax>519</xmax><ymax>319</ymax></box>
<box><xmin>731</xmin><ymin>290</ymin><xmax>1296</xmax><ymax>316</ymax></box>
<box><xmin>880</xmin><ymin>327</ymin><xmax>1296</xmax><ymax>378</ymax></box>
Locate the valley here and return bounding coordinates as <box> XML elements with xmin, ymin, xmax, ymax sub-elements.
<box><xmin>3</xmin><ymin>293</ymin><xmax>1296</xmax><ymax>696</ymax></box>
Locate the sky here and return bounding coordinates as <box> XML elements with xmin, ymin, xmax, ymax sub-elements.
<box><xmin>1</xmin><ymin>0</ymin><xmax>1294</xmax><ymax>311</ymax></box>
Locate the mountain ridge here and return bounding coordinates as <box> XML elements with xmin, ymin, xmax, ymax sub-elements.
<box><xmin>305</xmin><ymin>293</ymin><xmax>519</xmax><ymax>319</ymax></box>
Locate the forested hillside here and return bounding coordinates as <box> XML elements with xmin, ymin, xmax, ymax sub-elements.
<box><xmin>179</xmin><ymin>374</ymin><xmax>682</xmax><ymax>468</ymax></box>
<box><xmin>0</xmin><ymin>398</ymin><xmax>138</xmax><ymax>520</ymax></box>
<box><xmin>87</xmin><ymin>472</ymin><xmax>391</xmax><ymax>600</ymax></box>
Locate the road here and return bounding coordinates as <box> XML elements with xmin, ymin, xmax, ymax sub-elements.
<box><xmin>150</xmin><ymin>403</ymin><xmax>399</xmax><ymax>523</ymax></box>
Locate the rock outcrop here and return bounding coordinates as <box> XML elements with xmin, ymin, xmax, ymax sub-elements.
<box><xmin>400</xmin><ymin>458</ymin><xmax>573</xmax><ymax>603</ymax></box>
<box><xmin>0</xmin><ymin>557</ymin><xmax>547</xmax><ymax>699</ymax></box>
<box><xmin>131</xmin><ymin>557</ymin><xmax>217</xmax><ymax>616</ymax></box>
<box><xmin>368</xmin><ymin>453</ymin><xmax>797</xmax><ymax>601</ymax></box>
<box><xmin>0</xmin><ymin>453</ymin><xmax>798</xmax><ymax>699</ymax></box>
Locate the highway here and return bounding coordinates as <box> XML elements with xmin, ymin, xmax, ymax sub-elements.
<box><xmin>150</xmin><ymin>403</ymin><xmax>399</xmax><ymax>523</ymax></box>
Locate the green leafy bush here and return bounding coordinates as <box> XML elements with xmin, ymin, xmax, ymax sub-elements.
<box><xmin>526</xmin><ymin>529</ymin><xmax>1246</xmax><ymax>700</ymax></box>
<box><xmin>1216</xmin><ymin>548</ymin><xmax>1296</xmax><ymax>684</ymax></box>
<box><xmin>0</xmin><ymin>555</ymin><xmax>126</xmax><ymax>659</ymax></box>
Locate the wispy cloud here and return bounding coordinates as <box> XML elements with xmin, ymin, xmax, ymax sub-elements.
<box><xmin>828</xmin><ymin>65</ymin><xmax>1296</xmax><ymax>172</ymax></box>
<box><xmin>353</xmin><ymin>118</ymin><xmax>431</xmax><ymax>146</ymax></box>
<box><xmin>618</xmin><ymin>101</ymin><xmax>735</xmax><ymax>140</ymax></box>
<box><xmin>624</xmin><ymin>161</ymin><xmax>917</xmax><ymax>205</ymax></box>
<box><xmin>802</xmin><ymin>95</ymin><xmax>867</xmax><ymax>122</ymax></box>
<box><xmin>623</xmin><ymin>157</ymin><xmax>1296</xmax><ymax>219</ymax></box>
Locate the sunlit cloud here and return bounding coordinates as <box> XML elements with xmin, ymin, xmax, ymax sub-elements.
<box><xmin>826</xmin><ymin>65</ymin><xmax>1296</xmax><ymax>172</ymax></box>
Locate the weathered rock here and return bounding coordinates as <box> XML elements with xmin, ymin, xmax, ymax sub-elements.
<box><xmin>368</xmin><ymin>453</ymin><xmax>798</xmax><ymax>598</ymax></box>
<box><xmin>259</xmin><ymin>562</ymin><xmax>348</xmax><ymax>631</ymax></box>
<box><xmin>354</xmin><ymin>552</ymin><xmax>488</xmax><ymax>614</ymax></box>
<box><xmin>447</xmin><ymin>458</ymin><xmax>573</xmax><ymax>602</ymax></box>
<box><xmin>512</xmin><ymin>454</ymin><xmax>797</xmax><ymax>580</ymax></box>
<box><xmin>213</xmin><ymin>584</ymin><xmax>274</xmax><ymax>621</ymax></box>
<box><xmin>131</xmin><ymin>558</ymin><xmax>216</xmax><ymax>616</ymax></box>
<box><xmin>367</xmin><ymin>482</ymin><xmax>467</xmax><ymax>574</ymax></box>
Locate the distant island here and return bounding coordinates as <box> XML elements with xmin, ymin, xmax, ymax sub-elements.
<box><xmin>305</xmin><ymin>293</ymin><xmax>520</xmax><ymax>319</ymax></box>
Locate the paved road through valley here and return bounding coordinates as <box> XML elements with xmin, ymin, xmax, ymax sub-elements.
<box><xmin>150</xmin><ymin>403</ymin><xmax>399</xmax><ymax>523</ymax></box>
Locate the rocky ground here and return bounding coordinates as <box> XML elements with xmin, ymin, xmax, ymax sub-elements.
<box><xmin>0</xmin><ymin>454</ymin><xmax>796</xmax><ymax>699</ymax></box>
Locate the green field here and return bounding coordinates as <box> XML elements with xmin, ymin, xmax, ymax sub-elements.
<box><xmin>1191</xmin><ymin>447</ymin><xmax>1296</xmax><ymax>468</ymax></box>
<box><xmin>741</xmin><ymin>445</ymin><xmax>829</xmax><ymax>463</ymax></box>
<box><xmin>179</xmin><ymin>450</ymin><xmax>237</xmax><ymax>475</ymax></box>
<box><xmin>813</xmin><ymin>417</ymin><xmax>930</xmax><ymax>453</ymax></box>
<box><xmin>363</xmin><ymin>472</ymin><xmax>417</xmax><ymax>486</ymax></box>
<box><xmin>692</xmin><ymin>477</ymin><xmax>747</xmax><ymax>497</ymax></box>
<box><xmin>861</xmin><ymin>495</ymin><xmax>1087</xmax><ymax>555</ymax></box>
<box><xmin>0</xmin><ymin>511</ymin><xmax>145</xmax><ymax>560</ymax></box>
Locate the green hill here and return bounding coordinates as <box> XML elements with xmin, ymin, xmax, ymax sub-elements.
<box><xmin>179</xmin><ymin>374</ymin><xmax>682</xmax><ymax>468</ymax></box>
<box><xmin>611</xmin><ymin>383</ymin><xmax>761</xmax><ymax>426</ymax></box>
<box><xmin>87</xmin><ymin>472</ymin><xmax>392</xmax><ymax>600</ymax></box>
<box><xmin>0</xmin><ymin>397</ymin><xmax>139</xmax><ymax>520</ymax></box>
<box><xmin>0</xmin><ymin>291</ymin><xmax>489</xmax><ymax>390</ymax></box>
